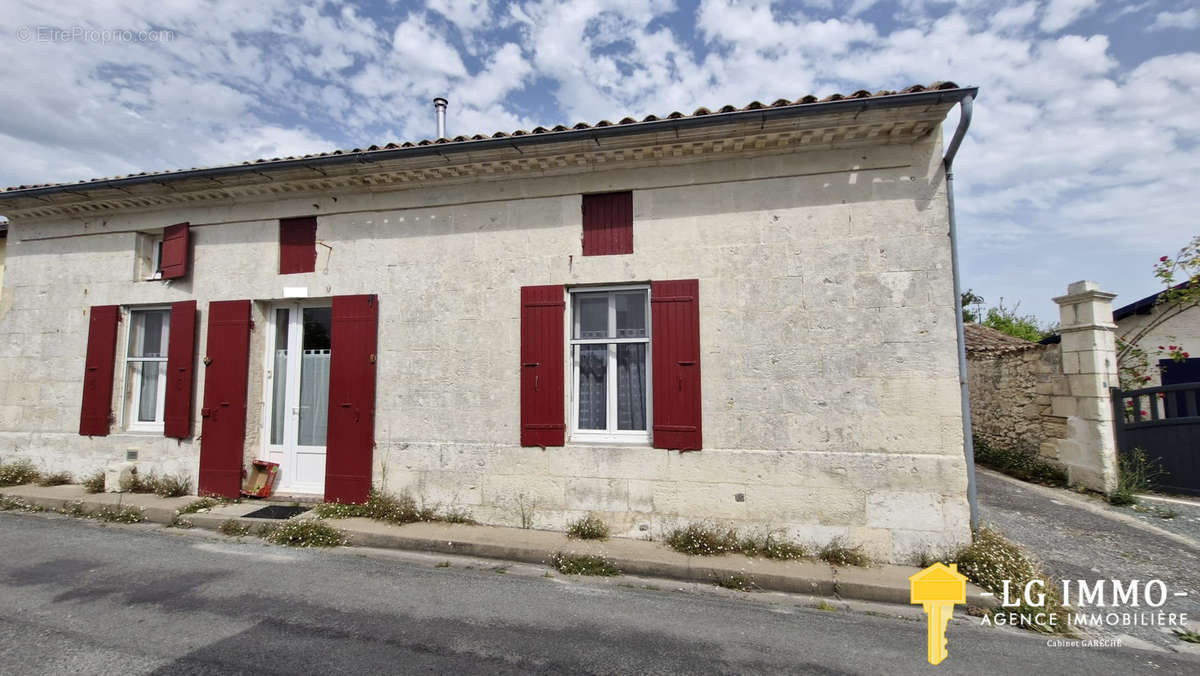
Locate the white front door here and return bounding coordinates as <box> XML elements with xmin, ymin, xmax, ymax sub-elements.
<box><xmin>264</xmin><ymin>303</ymin><xmax>332</xmax><ymax>495</ymax></box>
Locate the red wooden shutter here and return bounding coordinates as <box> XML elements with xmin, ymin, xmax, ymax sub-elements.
<box><xmin>279</xmin><ymin>216</ymin><xmax>317</xmax><ymax>274</ymax></box>
<box><xmin>324</xmin><ymin>294</ymin><xmax>379</xmax><ymax>503</ymax></box>
<box><xmin>163</xmin><ymin>300</ymin><xmax>197</xmax><ymax>439</ymax></box>
<box><xmin>159</xmin><ymin>222</ymin><xmax>190</xmax><ymax>280</ymax></box>
<box><xmin>79</xmin><ymin>305</ymin><xmax>120</xmax><ymax>436</ymax></box>
<box><xmin>651</xmin><ymin>279</ymin><xmax>702</xmax><ymax>450</ymax></box>
<box><xmin>198</xmin><ymin>300</ymin><xmax>252</xmax><ymax>498</ymax></box>
<box><xmin>582</xmin><ymin>192</ymin><xmax>633</xmax><ymax>256</ymax></box>
<box><xmin>520</xmin><ymin>285</ymin><xmax>565</xmax><ymax>446</ymax></box>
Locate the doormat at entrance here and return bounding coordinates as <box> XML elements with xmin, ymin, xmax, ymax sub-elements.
<box><xmin>242</xmin><ymin>505</ymin><xmax>311</xmax><ymax>520</ymax></box>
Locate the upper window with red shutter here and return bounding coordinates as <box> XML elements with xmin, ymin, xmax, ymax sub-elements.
<box><xmin>159</xmin><ymin>222</ymin><xmax>190</xmax><ymax>280</ymax></box>
<box><xmin>280</xmin><ymin>216</ymin><xmax>318</xmax><ymax>274</ymax></box>
<box><xmin>581</xmin><ymin>192</ymin><xmax>633</xmax><ymax>256</ymax></box>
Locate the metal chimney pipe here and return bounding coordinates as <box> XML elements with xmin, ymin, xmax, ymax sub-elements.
<box><xmin>433</xmin><ymin>97</ymin><xmax>448</xmax><ymax>138</ymax></box>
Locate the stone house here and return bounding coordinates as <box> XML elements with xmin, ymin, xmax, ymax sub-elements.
<box><xmin>0</xmin><ymin>83</ymin><xmax>977</xmax><ymax>562</ymax></box>
<box><xmin>1114</xmin><ymin>285</ymin><xmax>1200</xmax><ymax>387</ymax></box>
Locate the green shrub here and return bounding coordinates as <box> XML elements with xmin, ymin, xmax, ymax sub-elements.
<box><xmin>566</xmin><ymin>515</ymin><xmax>610</xmax><ymax>540</ymax></box>
<box><xmin>37</xmin><ymin>471</ymin><xmax>73</xmax><ymax>487</ymax></box>
<box><xmin>953</xmin><ymin>527</ymin><xmax>1067</xmax><ymax>634</ymax></box>
<box><xmin>973</xmin><ymin>439</ymin><xmax>1067</xmax><ymax>486</ymax></box>
<box><xmin>263</xmin><ymin>520</ymin><xmax>347</xmax><ymax>547</ymax></box>
<box><xmin>0</xmin><ymin>459</ymin><xmax>40</xmax><ymax>487</ymax></box>
<box><xmin>81</xmin><ymin>471</ymin><xmax>106</xmax><ymax>493</ymax></box>
<box><xmin>664</xmin><ymin>522</ymin><xmax>740</xmax><ymax>556</ymax></box>
<box><xmin>93</xmin><ymin>505</ymin><xmax>145</xmax><ymax>523</ymax></box>
<box><xmin>737</xmin><ymin>531</ymin><xmax>809</xmax><ymax>560</ymax></box>
<box><xmin>550</xmin><ymin>552</ymin><xmax>620</xmax><ymax>576</ymax></box>
<box><xmin>818</xmin><ymin>538</ymin><xmax>872</xmax><ymax>567</ymax></box>
<box><xmin>1110</xmin><ymin>448</ymin><xmax>1165</xmax><ymax>506</ymax></box>
<box><xmin>218</xmin><ymin>519</ymin><xmax>252</xmax><ymax>537</ymax></box>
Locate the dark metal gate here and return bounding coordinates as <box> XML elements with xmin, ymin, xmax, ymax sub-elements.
<box><xmin>1111</xmin><ymin>384</ymin><xmax>1200</xmax><ymax>496</ymax></box>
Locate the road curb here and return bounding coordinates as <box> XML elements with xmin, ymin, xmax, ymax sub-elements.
<box><xmin>2</xmin><ymin>485</ymin><xmax>996</xmax><ymax>608</ymax></box>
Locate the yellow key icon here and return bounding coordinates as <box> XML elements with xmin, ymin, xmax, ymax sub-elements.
<box><xmin>909</xmin><ymin>563</ymin><xmax>968</xmax><ymax>665</ymax></box>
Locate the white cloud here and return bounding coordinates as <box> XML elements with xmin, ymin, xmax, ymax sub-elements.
<box><xmin>1039</xmin><ymin>0</ymin><xmax>1098</xmax><ymax>32</ymax></box>
<box><xmin>989</xmin><ymin>1</ymin><xmax>1038</xmax><ymax>31</ymax></box>
<box><xmin>1146</xmin><ymin>8</ymin><xmax>1200</xmax><ymax>32</ymax></box>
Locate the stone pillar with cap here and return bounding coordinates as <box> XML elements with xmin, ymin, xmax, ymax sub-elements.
<box><xmin>1050</xmin><ymin>280</ymin><xmax>1119</xmax><ymax>493</ymax></box>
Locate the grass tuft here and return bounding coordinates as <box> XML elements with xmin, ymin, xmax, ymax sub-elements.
<box><xmin>1109</xmin><ymin>448</ymin><xmax>1165</xmax><ymax>506</ymax></box>
<box><xmin>550</xmin><ymin>552</ymin><xmax>621</xmax><ymax>576</ymax></box>
<box><xmin>566</xmin><ymin>515</ymin><xmax>610</xmax><ymax>540</ymax></box>
<box><xmin>81</xmin><ymin>471</ymin><xmax>106</xmax><ymax>494</ymax></box>
<box><xmin>818</xmin><ymin>538</ymin><xmax>872</xmax><ymax>567</ymax></box>
<box><xmin>166</xmin><ymin>515</ymin><xmax>194</xmax><ymax>529</ymax></box>
<box><xmin>0</xmin><ymin>459</ymin><xmax>40</xmax><ymax>487</ymax></box>
<box><xmin>737</xmin><ymin>531</ymin><xmax>809</xmax><ymax>560</ymax></box>
<box><xmin>178</xmin><ymin>497</ymin><xmax>221</xmax><ymax>515</ymax></box>
<box><xmin>262</xmin><ymin>519</ymin><xmax>347</xmax><ymax>547</ymax></box>
<box><xmin>121</xmin><ymin>471</ymin><xmax>191</xmax><ymax>498</ymax></box>
<box><xmin>1173</xmin><ymin>628</ymin><xmax>1200</xmax><ymax>644</ymax></box>
<box><xmin>58</xmin><ymin>500</ymin><xmax>89</xmax><ymax>517</ymax></box>
<box><xmin>218</xmin><ymin>519</ymin><xmax>252</xmax><ymax>537</ymax></box>
<box><xmin>92</xmin><ymin>505</ymin><xmax>145</xmax><ymax>523</ymax></box>
<box><xmin>0</xmin><ymin>495</ymin><xmax>45</xmax><ymax>512</ymax></box>
<box><xmin>712</xmin><ymin>572</ymin><xmax>756</xmax><ymax>591</ymax></box>
<box><xmin>37</xmin><ymin>471</ymin><xmax>73</xmax><ymax>487</ymax></box>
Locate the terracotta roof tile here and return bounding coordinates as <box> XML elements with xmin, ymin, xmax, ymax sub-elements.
<box><xmin>2</xmin><ymin>82</ymin><xmax>962</xmax><ymax>194</ymax></box>
<box><xmin>964</xmin><ymin>323</ymin><xmax>1041</xmax><ymax>355</ymax></box>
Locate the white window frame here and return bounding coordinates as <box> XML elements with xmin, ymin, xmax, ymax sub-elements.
<box><xmin>122</xmin><ymin>306</ymin><xmax>170</xmax><ymax>432</ymax></box>
<box><xmin>569</xmin><ymin>284</ymin><xmax>652</xmax><ymax>444</ymax></box>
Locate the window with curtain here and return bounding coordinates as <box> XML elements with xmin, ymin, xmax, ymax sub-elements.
<box><xmin>125</xmin><ymin>307</ymin><xmax>170</xmax><ymax>431</ymax></box>
<box><xmin>570</xmin><ymin>287</ymin><xmax>650</xmax><ymax>442</ymax></box>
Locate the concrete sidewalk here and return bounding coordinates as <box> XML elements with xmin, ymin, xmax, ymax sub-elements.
<box><xmin>1</xmin><ymin>482</ymin><xmax>994</xmax><ymax>607</ymax></box>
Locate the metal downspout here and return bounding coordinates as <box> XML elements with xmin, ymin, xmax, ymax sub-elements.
<box><xmin>943</xmin><ymin>95</ymin><xmax>978</xmax><ymax>532</ymax></box>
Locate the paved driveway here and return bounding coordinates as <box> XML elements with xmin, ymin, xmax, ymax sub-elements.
<box><xmin>977</xmin><ymin>469</ymin><xmax>1200</xmax><ymax>652</ymax></box>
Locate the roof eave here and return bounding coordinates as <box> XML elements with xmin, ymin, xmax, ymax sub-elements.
<box><xmin>0</xmin><ymin>86</ymin><xmax>977</xmax><ymax>203</ymax></box>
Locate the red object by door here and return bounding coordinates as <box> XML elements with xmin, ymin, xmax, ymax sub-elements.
<box><xmin>520</xmin><ymin>285</ymin><xmax>565</xmax><ymax>446</ymax></box>
<box><xmin>581</xmin><ymin>192</ymin><xmax>633</xmax><ymax>256</ymax></box>
<box><xmin>79</xmin><ymin>305</ymin><xmax>120</xmax><ymax>436</ymax></box>
<box><xmin>198</xmin><ymin>300</ymin><xmax>252</xmax><ymax>498</ymax></box>
<box><xmin>651</xmin><ymin>279</ymin><xmax>702</xmax><ymax>450</ymax></box>
<box><xmin>159</xmin><ymin>222</ymin><xmax>190</xmax><ymax>280</ymax></box>
<box><xmin>163</xmin><ymin>300</ymin><xmax>197</xmax><ymax>439</ymax></box>
<box><xmin>324</xmin><ymin>294</ymin><xmax>379</xmax><ymax>503</ymax></box>
<box><xmin>279</xmin><ymin>217</ymin><xmax>317</xmax><ymax>274</ymax></box>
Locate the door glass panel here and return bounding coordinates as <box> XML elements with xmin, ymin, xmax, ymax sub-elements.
<box><xmin>575</xmin><ymin>294</ymin><xmax>609</xmax><ymax>339</ymax></box>
<box><xmin>615</xmin><ymin>292</ymin><xmax>647</xmax><ymax>338</ymax></box>
<box><xmin>298</xmin><ymin>307</ymin><xmax>331</xmax><ymax>446</ymax></box>
<box><xmin>616</xmin><ymin>343</ymin><xmax>647</xmax><ymax>430</ymax></box>
<box><xmin>270</xmin><ymin>308</ymin><xmax>289</xmax><ymax>445</ymax></box>
<box><xmin>577</xmin><ymin>344</ymin><xmax>607</xmax><ymax>429</ymax></box>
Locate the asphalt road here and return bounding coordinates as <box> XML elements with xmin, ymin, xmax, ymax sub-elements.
<box><xmin>1</xmin><ymin>512</ymin><xmax>1197</xmax><ymax>675</ymax></box>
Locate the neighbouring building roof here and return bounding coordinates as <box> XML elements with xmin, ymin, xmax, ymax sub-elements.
<box><xmin>964</xmin><ymin>323</ymin><xmax>1041</xmax><ymax>355</ymax></box>
<box><xmin>0</xmin><ymin>82</ymin><xmax>969</xmax><ymax>200</ymax></box>
<box><xmin>1113</xmin><ymin>282</ymin><xmax>1191</xmax><ymax>321</ymax></box>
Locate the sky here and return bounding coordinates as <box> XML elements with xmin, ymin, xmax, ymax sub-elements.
<box><xmin>0</xmin><ymin>0</ymin><xmax>1197</xmax><ymax>322</ymax></box>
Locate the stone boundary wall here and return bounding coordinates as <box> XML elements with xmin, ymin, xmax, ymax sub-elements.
<box><xmin>967</xmin><ymin>343</ymin><xmax>1069</xmax><ymax>460</ymax></box>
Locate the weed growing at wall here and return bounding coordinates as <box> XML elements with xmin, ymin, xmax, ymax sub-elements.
<box><xmin>550</xmin><ymin>552</ymin><xmax>620</xmax><ymax>576</ymax></box>
<box><xmin>566</xmin><ymin>515</ymin><xmax>610</xmax><ymax>540</ymax></box>
<box><xmin>664</xmin><ymin>522</ymin><xmax>740</xmax><ymax>555</ymax></box>
<box><xmin>0</xmin><ymin>459</ymin><xmax>39</xmax><ymax>487</ymax></box>
<box><xmin>263</xmin><ymin>520</ymin><xmax>347</xmax><ymax>548</ymax></box>
<box><xmin>973</xmin><ymin>438</ymin><xmax>1067</xmax><ymax>487</ymax></box>
<box><xmin>1109</xmin><ymin>448</ymin><xmax>1166</xmax><ymax>506</ymax></box>
<box><xmin>81</xmin><ymin>471</ymin><xmax>106</xmax><ymax>493</ymax></box>
<box><xmin>737</xmin><ymin>531</ymin><xmax>809</xmax><ymax>560</ymax></box>
<box><xmin>818</xmin><ymin>538</ymin><xmax>872</xmax><ymax>567</ymax></box>
<box><xmin>121</xmin><ymin>471</ymin><xmax>191</xmax><ymax>498</ymax></box>
<box><xmin>313</xmin><ymin>488</ymin><xmax>476</xmax><ymax>526</ymax></box>
<box><xmin>36</xmin><ymin>471</ymin><xmax>73</xmax><ymax>487</ymax></box>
